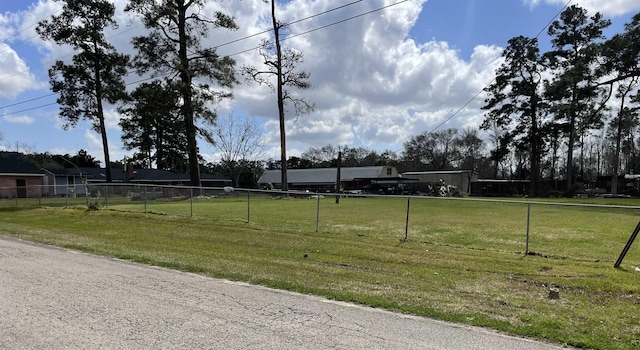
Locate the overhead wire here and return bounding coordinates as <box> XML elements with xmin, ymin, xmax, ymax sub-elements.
<box><xmin>1</xmin><ymin>0</ymin><xmax>406</xmax><ymax>116</ymax></box>
<box><xmin>0</xmin><ymin>6</ymin><xmax>63</xmax><ymax>53</ymax></box>
<box><xmin>211</xmin><ymin>0</ymin><xmax>365</xmax><ymax>51</ymax></box>
<box><xmin>0</xmin><ymin>20</ymin><xmax>144</xmax><ymax>85</ymax></box>
<box><xmin>226</xmin><ymin>1</ymin><xmax>408</xmax><ymax>57</ymax></box>
<box><xmin>0</xmin><ymin>0</ymin><xmax>364</xmax><ymax>87</ymax></box>
<box><xmin>423</xmin><ymin>0</ymin><xmax>573</xmax><ymax>136</ymax></box>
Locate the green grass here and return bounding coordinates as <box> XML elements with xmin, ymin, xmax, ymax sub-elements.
<box><xmin>2</xmin><ymin>195</ymin><xmax>640</xmax><ymax>349</ymax></box>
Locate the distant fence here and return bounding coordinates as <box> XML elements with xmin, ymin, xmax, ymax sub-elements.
<box><xmin>2</xmin><ymin>184</ymin><xmax>640</xmax><ymax>266</ymax></box>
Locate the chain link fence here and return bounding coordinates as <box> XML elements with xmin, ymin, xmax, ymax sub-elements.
<box><xmin>2</xmin><ymin>184</ymin><xmax>640</xmax><ymax>266</ymax></box>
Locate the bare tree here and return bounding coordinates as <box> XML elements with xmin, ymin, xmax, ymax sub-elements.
<box><xmin>243</xmin><ymin>0</ymin><xmax>315</xmax><ymax>192</ymax></box>
<box><xmin>205</xmin><ymin>114</ymin><xmax>265</xmax><ymax>187</ymax></box>
<box><xmin>301</xmin><ymin>144</ymin><xmax>339</xmax><ymax>166</ymax></box>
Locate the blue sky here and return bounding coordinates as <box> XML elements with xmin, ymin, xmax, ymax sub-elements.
<box><xmin>1</xmin><ymin>0</ymin><xmax>639</xmax><ymax>165</ymax></box>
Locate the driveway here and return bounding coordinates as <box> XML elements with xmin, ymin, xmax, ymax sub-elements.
<box><xmin>0</xmin><ymin>236</ymin><xmax>566</xmax><ymax>349</ymax></box>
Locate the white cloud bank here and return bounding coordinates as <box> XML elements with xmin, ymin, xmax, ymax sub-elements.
<box><xmin>228</xmin><ymin>0</ymin><xmax>504</xmax><ymax>155</ymax></box>
<box><xmin>14</xmin><ymin>0</ymin><xmax>639</xmax><ymax>162</ymax></box>
<box><xmin>526</xmin><ymin>0</ymin><xmax>640</xmax><ymax>17</ymax></box>
<box><xmin>0</xmin><ymin>43</ymin><xmax>40</xmax><ymax>99</ymax></box>
<box><xmin>3</xmin><ymin>114</ymin><xmax>35</xmax><ymax>124</ymax></box>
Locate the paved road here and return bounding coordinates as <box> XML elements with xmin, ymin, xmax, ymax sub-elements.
<box><xmin>0</xmin><ymin>236</ymin><xmax>566</xmax><ymax>349</ymax></box>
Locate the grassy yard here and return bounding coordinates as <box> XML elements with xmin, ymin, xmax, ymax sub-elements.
<box><xmin>1</xmin><ymin>195</ymin><xmax>640</xmax><ymax>349</ymax></box>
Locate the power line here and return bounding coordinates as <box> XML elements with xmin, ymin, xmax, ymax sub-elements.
<box><xmin>0</xmin><ymin>22</ymin><xmax>145</xmax><ymax>86</ymax></box>
<box><xmin>0</xmin><ymin>6</ymin><xmax>63</xmax><ymax>54</ymax></box>
<box><xmin>212</xmin><ymin>0</ymin><xmax>365</xmax><ymax>51</ymax></box>
<box><xmin>0</xmin><ymin>0</ymin><xmax>363</xmax><ymax>85</ymax></box>
<box><xmin>2</xmin><ymin>102</ymin><xmax>57</xmax><ymax>117</ymax></box>
<box><xmin>0</xmin><ymin>93</ymin><xmax>56</xmax><ymax>109</ymax></box>
<box><xmin>227</xmin><ymin>0</ymin><xmax>408</xmax><ymax>57</ymax></box>
<box><xmin>424</xmin><ymin>0</ymin><xmax>573</xmax><ymax>136</ymax></box>
<box><xmin>1</xmin><ymin>0</ymin><xmax>400</xmax><ymax>107</ymax></box>
<box><xmin>1</xmin><ymin>0</ymin><xmax>405</xmax><ymax>114</ymax></box>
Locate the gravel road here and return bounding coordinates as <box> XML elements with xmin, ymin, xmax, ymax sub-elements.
<box><xmin>0</xmin><ymin>236</ymin><xmax>567</xmax><ymax>349</ymax></box>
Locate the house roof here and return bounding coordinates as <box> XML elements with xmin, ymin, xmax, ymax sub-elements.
<box><xmin>0</xmin><ymin>152</ymin><xmax>43</xmax><ymax>176</ymax></box>
<box><xmin>127</xmin><ymin>168</ymin><xmax>229</xmax><ymax>183</ymax></box>
<box><xmin>258</xmin><ymin>166</ymin><xmax>394</xmax><ymax>185</ymax></box>
<box><xmin>44</xmin><ymin>167</ymin><xmax>125</xmax><ymax>181</ymax></box>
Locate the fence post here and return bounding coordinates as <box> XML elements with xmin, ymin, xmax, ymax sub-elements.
<box><xmin>65</xmin><ymin>191</ymin><xmax>68</xmax><ymax>206</ymax></box>
<box><xmin>190</xmin><ymin>188</ymin><xmax>193</xmax><ymax>218</ymax></box>
<box><xmin>247</xmin><ymin>190</ymin><xmax>251</xmax><ymax>223</ymax></box>
<box><xmin>316</xmin><ymin>194</ymin><xmax>321</xmax><ymax>232</ymax></box>
<box><xmin>404</xmin><ymin>196</ymin><xmax>411</xmax><ymax>241</ymax></box>
<box><xmin>105</xmin><ymin>185</ymin><xmax>109</xmax><ymax>209</ymax></box>
<box><xmin>144</xmin><ymin>185</ymin><xmax>147</xmax><ymax>211</ymax></box>
<box><xmin>526</xmin><ymin>203</ymin><xmax>531</xmax><ymax>254</ymax></box>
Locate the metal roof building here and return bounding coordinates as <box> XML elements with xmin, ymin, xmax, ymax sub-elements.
<box><xmin>258</xmin><ymin>166</ymin><xmax>402</xmax><ymax>192</ymax></box>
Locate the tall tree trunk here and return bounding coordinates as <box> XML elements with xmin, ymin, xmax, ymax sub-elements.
<box><xmin>178</xmin><ymin>1</ymin><xmax>200</xmax><ymax>186</ymax></box>
<box><xmin>566</xmin><ymin>116</ymin><xmax>575</xmax><ymax>195</ymax></box>
<box><xmin>529</xmin><ymin>96</ymin><xmax>539</xmax><ymax>197</ymax></box>
<box><xmin>612</xmin><ymin>105</ymin><xmax>626</xmax><ymax>195</ymax></box>
<box><xmin>565</xmin><ymin>88</ymin><xmax>579</xmax><ymax>195</ymax></box>
<box><xmin>93</xmin><ymin>39</ymin><xmax>111</xmax><ymax>183</ymax></box>
<box><xmin>98</xmin><ymin>113</ymin><xmax>112</xmax><ymax>182</ymax></box>
<box><xmin>271</xmin><ymin>0</ymin><xmax>287</xmax><ymax>192</ymax></box>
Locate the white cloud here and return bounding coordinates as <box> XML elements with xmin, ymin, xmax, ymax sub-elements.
<box><xmin>83</xmin><ymin>128</ymin><xmax>130</xmax><ymax>166</ymax></box>
<box><xmin>232</xmin><ymin>0</ymin><xmax>503</xmax><ymax>153</ymax></box>
<box><xmin>84</xmin><ymin>129</ymin><xmax>103</xmax><ymax>150</ymax></box>
<box><xmin>103</xmin><ymin>108</ymin><xmax>122</xmax><ymax>130</ymax></box>
<box><xmin>0</xmin><ymin>43</ymin><xmax>41</xmax><ymax>98</ymax></box>
<box><xmin>18</xmin><ymin>0</ymin><xmax>638</xmax><ymax>161</ymax></box>
<box><xmin>3</xmin><ymin>114</ymin><xmax>35</xmax><ymax>124</ymax></box>
<box><xmin>12</xmin><ymin>0</ymin><xmax>506</xmax><ymax>157</ymax></box>
<box><xmin>536</xmin><ymin>0</ymin><xmax>640</xmax><ymax>17</ymax></box>
<box><xmin>0</xmin><ymin>12</ymin><xmax>19</xmax><ymax>42</ymax></box>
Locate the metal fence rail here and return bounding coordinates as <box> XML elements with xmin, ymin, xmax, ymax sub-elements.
<box><xmin>2</xmin><ymin>184</ymin><xmax>640</xmax><ymax>266</ymax></box>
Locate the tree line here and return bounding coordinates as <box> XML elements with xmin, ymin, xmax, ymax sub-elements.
<box><xmin>293</xmin><ymin>6</ymin><xmax>640</xmax><ymax>198</ymax></box>
<box><xmin>482</xmin><ymin>5</ymin><xmax>640</xmax><ymax>197</ymax></box>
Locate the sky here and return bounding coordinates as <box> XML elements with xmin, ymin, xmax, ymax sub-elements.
<box><xmin>1</xmin><ymin>0</ymin><xmax>640</xmax><ymax>166</ymax></box>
